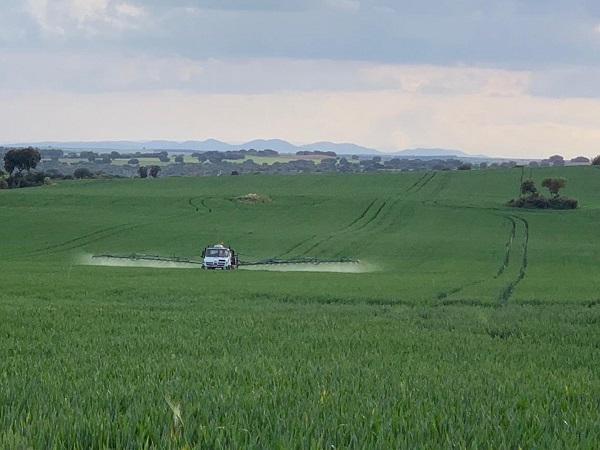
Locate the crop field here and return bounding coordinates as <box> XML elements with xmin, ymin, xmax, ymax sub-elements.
<box><xmin>1</xmin><ymin>167</ymin><xmax>600</xmax><ymax>448</ymax></box>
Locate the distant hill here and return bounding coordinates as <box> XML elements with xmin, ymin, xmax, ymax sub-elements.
<box><xmin>5</xmin><ymin>139</ymin><xmax>479</xmax><ymax>157</ymax></box>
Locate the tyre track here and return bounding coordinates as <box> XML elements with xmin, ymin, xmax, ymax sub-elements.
<box><xmin>499</xmin><ymin>215</ymin><xmax>529</xmax><ymax>304</ymax></box>
<box><xmin>41</xmin><ymin>223</ymin><xmax>144</xmax><ymax>256</ymax></box>
<box><xmin>278</xmin><ymin>234</ymin><xmax>318</xmax><ymax>259</ymax></box>
<box><xmin>188</xmin><ymin>197</ymin><xmax>212</xmax><ymax>213</ymax></box>
<box><xmin>413</xmin><ymin>172</ymin><xmax>437</xmax><ymax>193</ymax></box>
<box><xmin>285</xmin><ymin>197</ymin><xmax>381</xmax><ymax>257</ymax></box>
<box><xmin>495</xmin><ymin>216</ymin><xmax>516</xmax><ymax>277</ymax></box>
<box><xmin>291</xmin><ymin>171</ymin><xmax>438</xmax><ymax>257</ymax></box>
<box><xmin>24</xmin><ymin>224</ymin><xmax>133</xmax><ymax>257</ymax></box>
<box><xmin>323</xmin><ymin>171</ymin><xmax>439</xmax><ymax>256</ymax></box>
<box><xmin>435</xmin><ymin>213</ymin><xmax>529</xmax><ymax>305</ymax></box>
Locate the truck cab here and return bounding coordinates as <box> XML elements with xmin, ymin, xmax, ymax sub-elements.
<box><xmin>202</xmin><ymin>244</ymin><xmax>239</xmax><ymax>270</ymax></box>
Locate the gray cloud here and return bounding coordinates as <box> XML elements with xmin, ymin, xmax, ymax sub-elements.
<box><xmin>1</xmin><ymin>0</ymin><xmax>598</xmax><ymax>68</ymax></box>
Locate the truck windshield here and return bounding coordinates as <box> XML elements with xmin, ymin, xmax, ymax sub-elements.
<box><xmin>206</xmin><ymin>249</ymin><xmax>229</xmax><ymax>257</ymax></box>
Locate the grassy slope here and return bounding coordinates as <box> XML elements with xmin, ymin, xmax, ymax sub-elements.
<box><xmin>1</xmin><ymin>167</ymin><xmax>600</xmax><ymax>448</ymax></box>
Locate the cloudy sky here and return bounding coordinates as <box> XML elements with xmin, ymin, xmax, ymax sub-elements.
<box><xmin>1</xmin><ymin>0</ymin><xmax>600</xmax><ymax>157</ymax></box>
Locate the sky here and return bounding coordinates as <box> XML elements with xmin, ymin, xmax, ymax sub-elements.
<box><xmin>1</xmin><ymin>1</ymin><xmax>600</xmax><ymax>157</ymax></box>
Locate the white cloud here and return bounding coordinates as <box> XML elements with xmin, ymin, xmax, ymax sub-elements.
<box><xmin>359</xmin><ymin>65</ymin><xmax>531</xmax><ymax>97</ymax></box>
<box><xmin>25</xmin><ymin>0</ymin><xmax>146</xmax><ymax>35</ymax></box>
<box><xmin>0</xmin><ymin>50</ymin><xmax>598</xmax><ymax>158</ymax></box>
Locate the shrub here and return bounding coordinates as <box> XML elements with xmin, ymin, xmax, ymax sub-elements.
<box><xmin>149</xmin><ymin>166</ymin><xmax>161</xmax><ymax>178</ymax></box>
<box><xmin>520</xmin><ymin>180</ymin><xmax>537</xmax><ymax>196</ymax></box>
<box><xmin>508</xmin><ymin>194</ymin><xmax>577</xmax><ymax>210</ymax></box>
<box><xmin>542</xmin><ymin>178</ymin><xmax>566</xmax><ymax>197</ymax></box>
<box><xmin>73</xmin><ymin>168</ymin><xmax>93</xmax><ymax>179</ymax></box>
<box><xmin>458</xmin><ymin>163</ymin><xmax>472</xmax><ymax>170</ymax></box>
<box><xmin>45</xmin><ymin>169</ymin><xmax>65</xmax><ymax>179</ymax></box>
<box><xmin>138</xmin><ymin>166</ymin><xmax>148</xmax><ymax>178</ymax></box>
<box><xmin>174</xmin><ymin>155</ymin><xmax>184</xmax><ymax>163</ymax></box>
<box><xmin>0</xmin><ymin>179</ymin><xmax>8</xmax><ymax>189</ymax></box>
<box><xmin>4</xmin><ymin>147</ymin><xmax>41</xmax><ymax>175</ymax></box>
<box><xmin>128</xmin><ymin>159</ymin><xmax>140</xmax><ymax>165</ymax></box>
<box><xmin>592</xmin><ymin>155</ymin><xmax>600</xmax><ymax>166</ymax></box>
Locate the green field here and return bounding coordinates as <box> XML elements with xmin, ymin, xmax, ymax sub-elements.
<box><xmin>1</xmin><ymin>167</ymin><xmax>600</xmax><ymax>448</ymax></box>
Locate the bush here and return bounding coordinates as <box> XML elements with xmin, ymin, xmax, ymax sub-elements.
<box><xmin>458</xmin><ymin>163</ymin><xmax>472</xmax><ymax>170</ymax></box>
<box><xmin>73</xmin><ymin>168</ymin><xmax>93</xmax><ymax>179</ymax></box>
<box><xmin>508</xmin><ymin>194</ymin><xmax>577</xmax><ymax>210</ymax></box>
<box><xmin>509</xmin><ymin>178</ymin><xmax>577</xmax><ymax>209</ymax></box>
<box><xmin>0</xmin><ymin>179</ymin><xmax>8</xmax><ymax>189</ymax></box>
<box><xmin>45</xmin><ymin>169</ymin><xmax>65</xmax><ymax>179</ymax></box>
<box><xmin>128</xmin><ymin>159</ymin><xmax>140</xmax><ymax>165</ymax></box>
<box><xmin>149</xmin><ymin>166</ymin><xmax>161</xmax><ymax>178</ymax></box>
<box><xmin>592</xmin><ymin>155</ymin><xmax>600</xmax><ymax>166</ymax></box>
<box><xmin>6</xmin><ymin>172</ymin><xmax>46</xmax><ymax>189</ymax></box>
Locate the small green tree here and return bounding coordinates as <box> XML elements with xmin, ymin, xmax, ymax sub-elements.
<box><xmin>149</xmin><ymin>165</ymin><xmax>161</xmax><ymax>178</ymax></box>
<box><xmin>138</xmin><ymin>166</ymin><xmax>148</xmax><ymax>178</ymax></box>
<box><xmin>541</xmin><ymin>178</ymin><xmax>566</xmax><ymax>198</ymax></box>
<box><xmin>3</xmin><ymin>148</ymin><xmax>41</xmax><ymax>175</ymax></box>
<box><xmin>520</xmin><ymin>179</ymin><xmax>537</xmax><ymax>196</ymax></box>
<box><xmin>73</xmin><ymin>168</ymin><xmax>93</xmax><ymax>179</ymax></box>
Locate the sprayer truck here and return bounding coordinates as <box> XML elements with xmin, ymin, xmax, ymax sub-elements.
<box><xmin>201</xmin><ymin>244</ymin><xmax>239</xmax><ymax>270</ymax></box>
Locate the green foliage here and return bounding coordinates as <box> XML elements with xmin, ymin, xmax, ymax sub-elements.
<box><xmin>3</xmin><ymin>147</ymin><xmax>41</xmax><ymax>175</ymax></box>
<box><xmin>149</xmin><ymin>165</ymin><xmax>161</xmax><ymax>178</ymax></box>
<box><xmin>520</xmin><ymin>179</ymin><xmax>537</xmax><ymax>195</ymax></box>
<box><xmin>0</xmin><ymin>168</ymin><xmax>599</xmax><ymax>447</ymax></box>
<box><xmin>73</xmin><ymin>168</ymin><xmax>93</xmax><ymax>179</ymax></box>
<box><xmin>510</xmin><ymin>177</ymin><xmax>576</xmax><ymax>209</ymax></box>
<box><xmin>138</xmin><ymin>165</ymin><xmax>148</xmax><ymax>178</ymax></box>
<box><xmin>542</xmin><ymin>177</ymin><xmax>566</xmax><ymax>197</ymax></box>
<box><xmin>592</xmin><ymin>155</ymin><xmax>600</xmax><ymax>166</ymax></box>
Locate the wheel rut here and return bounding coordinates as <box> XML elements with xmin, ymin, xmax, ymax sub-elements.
<box><xmin>499</xmin><ymin>215</ymin><xmax>529</xmax><ymax>304</ymax></box>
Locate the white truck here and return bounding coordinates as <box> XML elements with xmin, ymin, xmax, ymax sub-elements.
<box><xmin>201</xmin><ymin>244</ymin><xmax>239</xmax><ymax>270</ymax></box>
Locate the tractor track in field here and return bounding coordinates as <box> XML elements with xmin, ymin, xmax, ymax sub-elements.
<box><xmin>188</xmin><ymin>197</ymin><xmax>212</xmax><ymax>213</ymax></box>
<box><xmin>499</xmin><ymin>215</ymin><xmax>529</xmax><ymax>304</ymax></box>
<box><xmin>435</xmin><ymin>212</ymin><xmax>530</xmax><ymax>305</ymax></box>
<box><xmin>353</xmin><ymin>200</ymin><xmax>388</xmax><ymax>231</ymax></box>
<box><xmin>413</xmin><ymin>172</ymin><xmax>437</xmax><ymax>193</ymax></box>
<box><xmin>288</xmin><ymin>197</ymin><xmax>383</xmax><ymax>257</ymax></box>
<box><xmin>405</xmin><ymin>172</ymin><xmax>430</xmax><ymax>192</ymax></box>
<box><xmin>37</xmin><ymin>223</ymin><xmax>145</xmax><ymax>256</ymax></box>
<box><xmin>346</xmin><ymin>199</ymin><xmax>378</xmax><ymax>227</ymax></box>
<box><xmin>23</xmin><ymin>224</ymin><xmax>134</xmax><ymax>257</ymax></box>
<box><xmin>288</xmin><ymin>171</ymin><xmax>440</xmax><ymax>258</ymax></box>
<box><xmin>278</xmin><ymin>234</ymin><xmax>318</xmax><ymax>258</ymax></box>
<box><xmin>496</xmin><ymin>216</ymin><xmax>517</xmax><ymax>277</ymax></box>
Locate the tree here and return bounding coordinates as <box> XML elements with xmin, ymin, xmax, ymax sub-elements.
<box><xmin>542</xmin><ymin>178</ymin><xmax>566</xmax><ymax>198</ymax></box>
<box><xmin>110</xmin><ymin>151</ymin><xmax>121</xmax><ymax>160</ymax></box>
<box><xmin>520</xmin><ymin>179</ymin><xmax>537</xmax><ymax>196</ymax></box>
<box><xmin>592</xmin><ymin>155</ymin><xmax>600</xmax><ymax>166</ymax></box>
<box><xmin>149</xmin><ymin>165</ymin><xmax>161</xmax><ymax>178</ymax></box>
<box><xmin>3</xmin><ymin>148</ymin><xmax>41</xmax><ymax>175</ymax></box>
<box><xmin>128</xmin><ymin>158</ymin><xmax>139</xmax><ymax>165</ymax></box>
<box><xmin>73</xmin><ymin>168</ymin><xmax>93</xmax><ymax>179</ymax></box>
<box><xmin>138</xmin><ymin>166</ymin><xmax>148</xmax><ymax>178</ymax></box>
<box><xmin>458</xmin><ymin>163</ymin><xmax>472</xmax><ymax>170</ymax></box>
<box><xmin>174</xmin><ymin>155</ymin><xmax>184</xmax><ymax>163</ymax></box>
